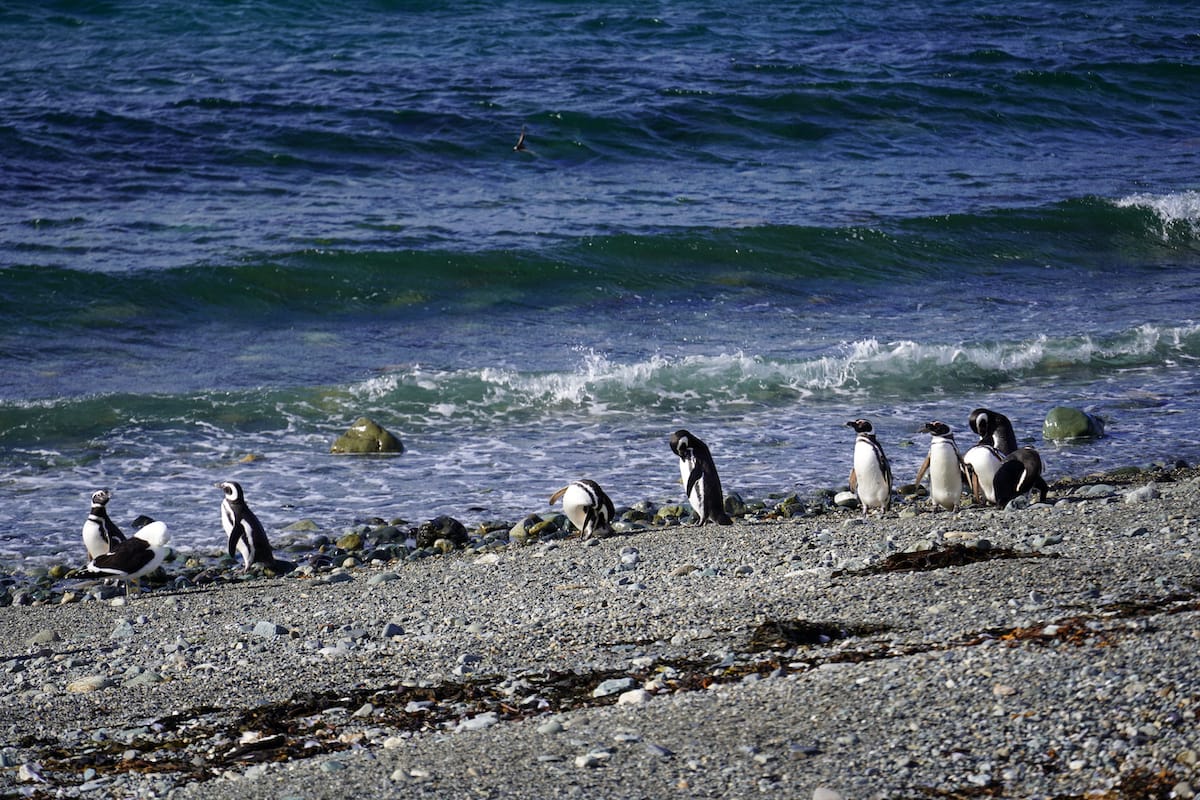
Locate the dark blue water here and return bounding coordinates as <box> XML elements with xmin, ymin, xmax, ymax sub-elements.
<box><xmin>2</xmin><ymin>1</ymin><xmax>1199</xmax><ymax>564</ymax></box>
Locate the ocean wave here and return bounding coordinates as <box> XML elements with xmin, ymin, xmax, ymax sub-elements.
<box><xmin>1115</xmin><ymin>191</ymin><xmax>1200</xmax><ymax>239</ymax></box>
<box><xmin>330</xmin><ymin>324</ymin><xmax>1200</xmax><ymax>424</ymax></box>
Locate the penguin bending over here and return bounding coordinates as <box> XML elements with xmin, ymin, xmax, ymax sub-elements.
<box><xmin>968</xmin><ymin>408</ymin><xmax>1018</xmax><ymax>455</ymax></box>
<box><xmin>914</xmin><ymin>421</ymin><xmax>965</xmax><ymax>511</ymax></box>
<box><xmin>82</xmin><ymin>489</ymin><xmax>127</xmax><ymax>560</ymax></box>
<box><xmin>86</xmin><ymin>519</ymin><xmax>170</xmax><ymax>600</ymax></box>
<box><xmin>549</xmin><ymin>479</ymin><xmax>616</xmax><ymax>539</ymax></box>
<box><xmin>845</xmin><ymin>419</ymin><xmax>892</xmax><ymax>513</ymax></box>
<box><xmin>217</xmin><ymin>481</ymin><xmax>276</xmax><ymax>571</ymax></box>
<box><xmin>669</xmin><ymin>429</ymin><xmax>732</xmax><ymax>526</ymax></box>
<box><xmin>962</xmin><ymin>443</ymin><xmax>1006</xmax><ymax>505</ymax></box>
<box><xmin>992</xmin><ymin>447</ymin><xmax>1050</xmax><ymax>508</ymax></box>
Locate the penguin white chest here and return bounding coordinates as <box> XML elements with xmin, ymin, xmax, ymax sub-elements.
<box><xmin>963</xmin><ymin>446</ymin><xmax>1004</xmax><ymax>503</ymax></box>
<box><xmin>852</xmin><ymin>439</ymin><xmax>890</xmax><ymax>509</ymax></box>
<box><xmin>82</xmin><ymin>517</ymin><xmax>107</xmax><ymax>559</ymax></box>
<box><xmin>928</xmin><ymin>439</ymin><xmax>963</xmax><ymax>509</ymax></box>
<box><xmin>679</xmin><ymin>456</ymin><xmax>704</xmax><ymax>514</ymax></box>
<box><xmin>559</xmin><ymin>483</ymin><xmax>593</xmax><ymax>532</ymax></box>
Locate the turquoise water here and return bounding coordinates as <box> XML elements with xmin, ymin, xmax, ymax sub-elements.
<box><xmin>2</xmin><ymin>2</ymin><xmax>1198</xmax><ymax>562</ymax></box>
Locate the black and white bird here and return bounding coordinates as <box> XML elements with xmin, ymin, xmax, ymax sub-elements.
<box><xmin>549</xmin><ymin>479</ymin><xmax>616</xmax><ymax>539</ymax></box>
<box><xmin>914</xmin><ymin>421</ymin><xmax>965</xmax><ymax>511</ymax></box>
<box><xmin>962</xmin><ymin>443</ymin><xmax>1006</xmax><ymax>505</ymax></box>
<box><xmin>968</xmin><ymin>407</ymin><xmax>1018</xmax><ymax>455</ymax></box>
<box><xmin>86</xmin><ymin>519</ymin><xmax>170</xmax><ymax>600</ymax></box>
<box><xmin>993</xmin><ymin>447</ymin><xmax>1050</xmax><ymax>508</ymax></box>
<box><xmin>81</xmin><ymin>489</ymin><xmax>127</xmax><ymax>560</ymax></box>
<box><xmin>845</xmin><ymin>419</ymin><xmax>892</xmax><ymax>513</ymax></box>
<box><xmin>669</xmin><ymin>429</ymin><xmax>733</xmax><ymax>526</ymax></box>
<box><xmin>217</xmin><ymin>481</ymin><xmax>276</xmax><ymax>571</ymax></box>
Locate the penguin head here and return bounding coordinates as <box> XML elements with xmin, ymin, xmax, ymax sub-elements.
<box><xmin>846</xmin><ymin>419</ymin><xmax>874</xmax><ymax>434</ymax></box>
<box><xmin>920</xmin><ymin>421</ymin><xmax>952</xmax><ymax>437</ymax></box>
<box><xmin>968</xmin><ymin>408</ymin><xmax>991</xmax><ymax>437</ymax></box>
<box><xmin>217</xmin><ymin>481</ymin><xmax>245</xmax><ymax>503</ymax></box>
<box><xmin>669</xmin><ymin>430</ymin><xmax>692</xmax><ymax>458</ymax></box>
<box><xmin>90</xmin><ymin>489</ymin><xmax>112</xmax><ymax>507</ymax></box>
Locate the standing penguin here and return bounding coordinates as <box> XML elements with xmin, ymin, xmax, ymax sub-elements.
<box><xmin>992</xmin><ymin>447</ymin><xmax>1050</xmax><ymax>508</ymax></box>
<box><xmin>82</xmin><ymin>489</ymin><xmax>127</xmax><ymax>559</ymax></box>
<box><xmin>217</xmin><ymin>481</ymin><xmax>276</xmax><ymax>571</ymax></box>
<box><xmin>669</xmin><ymin>429</ymin><xmax>732</xmax><ymax>526</ymax></box>
<box><xmin>968</xmin><ymin>408</ymin><xmax>1018</xmax><ymax>455</ymax></box>
<box><xmin>549</xmin><ymin>479</ymin><xmax>616</xmax><ymax>539</ymax></box>
<box><xmin>913</xmin><ymin>421</ymin><xmax>965</xmax><ymax>511</ymax></box>
<box><xmin>845</xmin><ymin>419</ymin><xmax>892</xmax><ymax>513</ymax></box>
<box><xmin>962</xmin><ymin>443</ymin><xmax>1006</xmax><ymax>505</ymax></box>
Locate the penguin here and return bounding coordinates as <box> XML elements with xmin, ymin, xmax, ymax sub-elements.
<box><xmin>81</xmin><ymin>489</ymin><xmax>127</xmax><ymax>560</ymax></box>
<box><xmin>992</xmin><ymin>447</ymin><xmax>1050</xmax><ymax>508</ymax></box>
<box><xmin>549</xmin><ymin>479</ymin><xmax>616</xmax><ymax>539</ymax></box>
<box><xmin>962</xmin><ymin>443</ymin><xmax>1006</xmax><ymax>505</ymax></box>
<box><xmin>669</xmin><ymin>429</ymin><xmax>732</xmax><ymax>526</ymax></box>
<box><xmin>845</xmin><ymin>419</ymin><xmax>892</xmax><ymax>513</ymax></box>
<box><xmin>968</xmin><ymin>407</ymin><xmax>1018</xmax><ymax>455</ymax></box>
<box><xmin>514</xmin><ymin>126</ymin><xmax>528</xmax><ymax>152</ymax></box>
<box><xmin>217</xmin><ymin>481</ymin><xmax>276</xmax><ymax>571</ymax></box>
<box><xmin>86</xmin><ymin>520</ymin><xmax>170</xmax><ymax>600</ymax></box>
<box><xmin>913</xmin><ymin>421</ymin><xmax>965</xmax><ymax>511</ymax></box>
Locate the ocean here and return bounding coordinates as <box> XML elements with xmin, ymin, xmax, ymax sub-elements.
<box><xmin>2</xmin><ymin>1</ymin><xmax>1198</xmax><ymax>566</ymax></box>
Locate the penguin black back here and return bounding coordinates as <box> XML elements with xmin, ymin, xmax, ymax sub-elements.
<box><xmin>992</xmin><ymin>447</ymin><xmax>1049</xmax><ymax>508</ymax></box>
<box><xmin>669</xmin><ymin>429</ymin><xmax>732</xmax><ymax>526</ymax></box>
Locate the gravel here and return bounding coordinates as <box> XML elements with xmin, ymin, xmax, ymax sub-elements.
<box><xmin>1</xmin><ymin>469</ymin><xmax>1198</xmax><ymax>799</ymax></box>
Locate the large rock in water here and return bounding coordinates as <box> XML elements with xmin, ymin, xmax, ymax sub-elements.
<box><xmin>1043</xmin><ymin>406</ymin><xmax>1105</xmax><ymax>441</ymax></box>
<box><xmin>330</xmin><ymin>417</ymin><xmax>404</xmax><ymax>454</ymax></box>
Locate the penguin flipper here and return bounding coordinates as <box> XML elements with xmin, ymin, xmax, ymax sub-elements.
<box><xmin>685</xmin><ymin>466</ymin><xmax>705</xmax><ymax>499</ymax></box>
<box><xmin>227</xmin><ymin>512</ymin><xmax>246</xmax><ymax>559</ymax></box>
<box><xmin>913</xmin><ymin>455</ymin><xmax>931</xmax><ymax>490</ymax></box>
<box><xmin>848</xmin><ymin>468</ymin><xmax>858</xmax><ymax>494</ymax></box>
<box><xmin>548</xmin><ymin>486</ymin><xmax>569</xmax><ymax>505</ymax></box>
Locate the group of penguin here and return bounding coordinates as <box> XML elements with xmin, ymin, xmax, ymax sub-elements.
<box><xmin>80</xmin><ymin>406</ymin><xmax>1048</xmax><ymax>599</ymax></box>
<box><xmin>81</xmin><ymin>481</ymin><xmax>276</xmax><ymax>599</ymax></box>
<box><xmin>550</xmin><ymin>407</ymin><xmax>1050</xmax><ymax>542</ymax></box>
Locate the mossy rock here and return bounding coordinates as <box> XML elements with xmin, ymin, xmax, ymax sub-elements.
<box><xmin>331</xmin><ymin>417</ymin><xmax>404</xmax><ymax>454</ymax></box>
<box><xmin>1043</xmin><ymin>406</ymin><xmax>1105</xmax><ymax>441</ymax></box>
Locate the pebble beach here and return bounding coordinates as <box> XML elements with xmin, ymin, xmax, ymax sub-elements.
<box><xmin>2</xmin><ymin>465</ymin><xmax>1198</xmax><ymax>800</ymax></box>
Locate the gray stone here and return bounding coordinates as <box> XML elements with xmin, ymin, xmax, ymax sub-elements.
<box><xmin>592</xmin><ymin>677</ymin><xmax>635</xmax><ymax>697</ymax></box>
<box><xmin>253</xmin><ymin>621</ymin><xmax>288</xmax><ymax>637</ymax></box>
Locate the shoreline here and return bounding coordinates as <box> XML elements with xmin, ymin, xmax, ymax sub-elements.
<box><xmin>2</xmin><ymin>459</ymin><xmax>1196</xmax><ymax>606</ymax></box>
<box><xmin>1</xmin><ymin>461</ymin><xmax>1198</xmax><ymax>798</ymax></box>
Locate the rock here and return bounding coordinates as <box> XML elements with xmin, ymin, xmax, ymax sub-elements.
<box><xmin>574</xmin><ymin>748</ymin><xmax>612</xmax><ymax>768</ymax></box>
<box><xmin>617</xmin><ymin>688</ymin><xmax>651</xmax><ymax>705</ymax></box>
<box><xmin>253</xmin><ymin>621</ymin><xmax>288</xmax><ymax>637</ymax></box>
<box><xmin>833</xmin><ymin>491</ymin><xmax>859</xmax><ymax>509</ymax></box>
<box><xmin>381</xmin><ymin>621</ymin><xmax>405</xmax><ymax>638</ymax></box>
<box><xmin>415</xmin><ymin>516</ymin><xmax>468</xmax><ymax>550</ymax></box>
<box><xmin>592</xmin><ymin>677</ymin><xmax>635</xmax><ymax>698</ymax></box>
<box><xmin>368</xmin><ymin>572</ymin><xmax>400</xmax><ymax>585</ymax></box>
<box><xmin>1124</xmin><ymin>483</ymin><xmax>1160</xmax><ymax>504</ymax></box>
<box><xmin>67</xmin><ymin>676</ymin><xmax>112</xmax><ymax>693</ymax></box>
<box><xmin>335</xmin><ymin>532</ymin><xmax>364</xmax><ymax>551</ymax></box>
<box><xmin>283</xmin><ymin>519</ymin><xmax>320</xmax><ymax>532</ymax></box>
<box><xmin>27</xmin><ymin>629</ymin><xmax>60</xmax><ymax>646</ymax></box>
<box><xmin>330</xmin><ymin>417</ymin><xmax>404</xmax><ymax>454</ymax></box>
<box><xmin>1042</xmin><ymin>406</ymin><xmax>1105</xmax><ymax>441</ymax></box>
